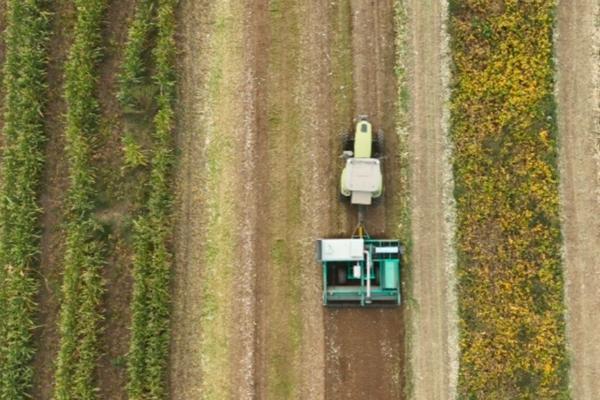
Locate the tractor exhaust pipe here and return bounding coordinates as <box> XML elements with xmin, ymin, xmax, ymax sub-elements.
<box><xmin>364</xmin><ymin>250</ymin><xmax>372</xmax><ymax>304</ymax></box>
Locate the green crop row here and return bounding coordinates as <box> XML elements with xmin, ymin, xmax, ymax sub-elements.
<box><xmin>117</xmin><ymin>0</ymin><xmax>156</xmax><ymax>111</ymax></box>
<box><xmin>124</xmin><ymin>1</ymin><xmax>177</xmax><ymax>398</ymax></box>
<box><xmin>53</xmin><ymin>1</ymin><xmax>107</xmax><ymax>399</ymax></box>
<box><xmin>0</xmin><ymin>1</ymin><xmax>49</xmax><ymax>399</ymax></box>
<box><xmin>449</xmin><ymin>0</ymin><xmax>568</xmax><ymax>398</ymax></box>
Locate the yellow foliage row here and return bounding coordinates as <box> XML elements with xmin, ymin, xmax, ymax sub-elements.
<box><xmin>450</xmin><ymin>0</ymin><xmax>569</xmax><ymax>398</ymax></box>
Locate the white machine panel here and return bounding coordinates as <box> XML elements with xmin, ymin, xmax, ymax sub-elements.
<box><xmin>346</xmin><ymin>158</ymin><xmax>381</xmax><ymax>192</ymax></box>
<box><xmin>375</xmin><ymin>246</ymin><xmax>399</xmax><ymax>254</ymax></box>
<box><xmin>318</xmin><ymin>239</ymin><xmax>364</xmax><ymax>262</ymax></box>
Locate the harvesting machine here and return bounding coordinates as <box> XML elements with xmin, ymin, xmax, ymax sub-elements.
<box><xmin>316</xmin><ymin>116</ymin><xmax>402</xmax><ymax>307</ymax></box>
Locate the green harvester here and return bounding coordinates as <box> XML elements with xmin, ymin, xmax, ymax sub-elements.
<box><xmin>317</xmin><ymin>116</ymin><xmax>402</xmax><ymax>307</ymax></box>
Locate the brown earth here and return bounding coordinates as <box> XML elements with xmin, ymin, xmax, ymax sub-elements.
<box><xmin>169</xmin><ymin>0</ymin><xmax>264</xmax><ymax>397</ymax></box>
<box><xmin>325</xmin><ymin>1</ymin><xmax>405</xmax><ymax>399</ymax></box>
<box><xmin>168</xmin><ymin>0</ymin><xmax>213</xmax><ymax>397</ymax></box>
<box><xmin>556</xmin><ymin>1</ymin><xmax>600</xmax><ymax>399</ymax></box>
<box><xmin>405</xmin><ymin>1</ymin><xmax>458</xmax><ymax>400</ymax></box>
<box><xmin>169</xmin><ymin>0</ymin><xmax>407</xmax><ymax>399</ymax></box>
<box><xmin>94</xmin><ymin>1</ymin><xmax>137</xmax><ymax>398</ymax></box>
<box><xmin>255</xmin><ymin>1</ymin><xmax>315</xmax><ymax>398</ymax></box>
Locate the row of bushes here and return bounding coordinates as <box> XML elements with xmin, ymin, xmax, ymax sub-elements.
<box><xmin>53</xmin><ymin>1</ymin><xmax>107</xmax><ymax>399</ymax></box>
<box><xmin>121</xmin><ymin>1</ymin><xmax>177</xmax><ymax>398</ymax></box>
<box><xmin>449</xmin><ymin>0</ymin><xmax>569</xmax><ymax>398</ymax></box>
<box><xmin>0</xmin><ymin>1</ymin><xmax>49</xmax><ymax>399</ymax></box>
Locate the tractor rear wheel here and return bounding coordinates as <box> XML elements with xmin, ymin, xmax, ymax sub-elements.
<box><xmin>373</xmin><ymin>129</ymin><xmax>384</xmax><ymax>158</ymax></box>
<box><xmin>342</xmin><ymin>133</ymin><xmax>354</xmax><ymax>152</ymax></box>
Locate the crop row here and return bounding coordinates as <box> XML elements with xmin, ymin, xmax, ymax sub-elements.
<box><xmin>123</xmin><ymin>0</ymin><xmax>177</xmax><ymax>398</ymax></box>
<box><xmin>0</xmin><ymin>1</ymin><xmax>49</xmax><ymax>399</ymax></box>
<box><xmin>449</xmin><ymin>0</ymin><xmax>568</xmax><ymax>398</ymax></box>
<box><xmin>53</xmin><ymin>1</ymin><xmax>107</xmax><ymax>399</ymax></box>
<box><xmin>117</xmin><ymin>0</ymin><xmax>156</xmax><ymax>111</ymax></box>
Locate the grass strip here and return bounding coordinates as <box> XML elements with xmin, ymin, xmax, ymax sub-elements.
<box><xmin>449</xmin><ymin>0</ymin><xmax>569</xmax><ymax>398</ymax></box>
<box><xmin>53</xmin><ymin>1</ymin><xmax>107</xmax><ymax>399</ymax></box>
<box><xmin>125</xmin><ymin>0</ymin><xmax>177</xmax><ymax>398</ymax></box>
<box><xmin>0</xmin><ymin>1</ymin><xmax>49</xmax><ymax>399</ymax></box>
<box><xmin>392</xmin><ymin>0</ymin><xmax>413</xmax><ymax>397</ymax></box>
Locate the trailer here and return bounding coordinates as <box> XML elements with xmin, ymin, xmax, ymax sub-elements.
<box><xmin>316</xmin><ymin>238</ymin><xmax>401</xmax><ymax>306</ymax></box>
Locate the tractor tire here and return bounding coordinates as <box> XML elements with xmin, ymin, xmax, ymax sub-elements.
<box><xmin>371</xmin><ymin>195</ymin><xmax>383</xmax><ymax>207</ymax></box>
<box><xmin>373</xmin><ymin>129</ymin><xmax>384</xmax><ymax>158</ymax></box>
<box><xmin>339</xmin><ymin>191</ymin><xmax>350</xmax><ymax>203</ymax></box>
<box><xmin>342</xmin><ymin>133</ymin><xmax>354</xmax><ymax>152</ymax></box>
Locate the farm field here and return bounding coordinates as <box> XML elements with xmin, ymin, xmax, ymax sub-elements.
<box><xmin>0</xmin><ymin>0</ymin><xmax>598</xmax><ymax>400</ymax></box>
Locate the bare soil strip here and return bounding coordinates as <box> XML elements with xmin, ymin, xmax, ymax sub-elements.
<box><xmin>294</xmin><ymin>1</ymin><xmax>334</xmax><ymax>397</ymax></box>
<box><xmin>170</xmin><ymin>0</ymin><xmax>266</xmax><ymax>398</ymax></box>
<box><xmin>168</xmin><ymin>0</ymin><xmax>218</xmax><ymax>397</ymax></box>
<box><xmin>406</xmin><ymin>0</ymin><xmax>457</xmax><ymax>399</ymax></box>
<box><xmin>229</xmin><ymin>1</ymin><xmax>268</xmax><ymax>398</ymax></box>
<box><xmin>557</xmin><ymin>1</ymin><xmax>600</xmax><ymax>398</ymax></box>
<box><xmin>325</xmin><ymin>1</ymin><xmax>405</xmax><ymax>399</ymax></box>
<box><xmin>254</xmin><ymin>1</ymin><xmax>308</xmax><ymax>398</ymax></box>
<box><xmin>255</xmin><ymin>1</ymin><xmax>333</xmax><ymax>398</ymax></box>
<box><xmin>94</xmin><ymin>1</ymin><xmax>137</xmax><ymax>398</ymax></box>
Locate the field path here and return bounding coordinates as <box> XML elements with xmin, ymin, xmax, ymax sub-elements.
<box><xmin>556</xmin><ymin>1</ymin><xmax>600</xmax><ymax>399</ymax></box>
<box><xmin>168</xmin><ymin>0</ymin><xmax>215</xmax><ymax>397</ymax></box>
<box><xmin>324</xmin><ymin>1</ymin><xmax>405</xmax><ymax>399</ymax></box>
<box><xmin>405</xmin><ymin>0</ymin><xmax>458</xmax><ymax>399</ymax></box>
<box><xmin>170</xmin><ymin>1</ymin><xmax>269</xmax><ymax>398</ymax></box>
<box><xmin>170</xmin><ymin>1</ymin><xmax>408</xmax><ymax>399</ymax></box>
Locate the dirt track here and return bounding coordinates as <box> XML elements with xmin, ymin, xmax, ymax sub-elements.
<box><xmin>170</xmin><ymin>0</ymin><xmax>407</xmax><ymax>399</ymax></box>
<box><xmin>324</xmin><ymin>1</ymin><xmax>405</xmax><ymax>399</ymax></box>
<box><xmin>406</xmin><ymin>0</ymin><xmax>457</xmax><ymax>399</ymax></box>
<box><xmin>556</xmin><ymin>1</ymin><xmax>600</xmax><ymax>398</ymax></box>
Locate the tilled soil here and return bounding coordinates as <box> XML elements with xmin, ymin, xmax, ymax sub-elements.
<box><xmin>170</xmin><ymin>0</ymin><xmax>269</xmax><ymax>398</ymax></box>
<box><xmin>94</xmin><ymin>1</ymin><xmax>138</xmax><ymax>398</ymax></box>
<box><xmin>255</xmin><ymin>0</ymin><xmax>330</xmax><ymax>398</ymax></box>
<box><xmin>170</xmin><ymin>0</ymin><xmax>407</xmax><ymax>399</ymax></box>
<box><xmin>405</xmin><ymin>1</ymin><xmax>458</xmax><ymax>399</ymax></box>
<box><xmin>168</xmin><ymin>0</ymin><xmax>222</xmax><ymax>397</ymax></box>
<box><xmin>325</xmin><ymin>1</ymin><xmax>405</xmax><ymax>399</ymax></box>
<box><xmin>556</xmin><ymin>1</ymin><xmax>600</xmax><ymax>398</ymax></box>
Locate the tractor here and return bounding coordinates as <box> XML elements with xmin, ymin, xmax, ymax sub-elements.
<box><xmin>317</xmin><ymin>116</ymin><xmax>402</xmax><ymax>307</ymax></box>
<box><xmin>340</xmin><ymin>116</ymin><xmax>383</xmax><ymax>205</ymax></box>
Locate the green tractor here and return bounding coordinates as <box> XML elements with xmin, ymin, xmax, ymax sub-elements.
<box><xmin>317</xmin><ymin>116</ymin><xmax>402</xmax><ymax>307</ymax></box>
